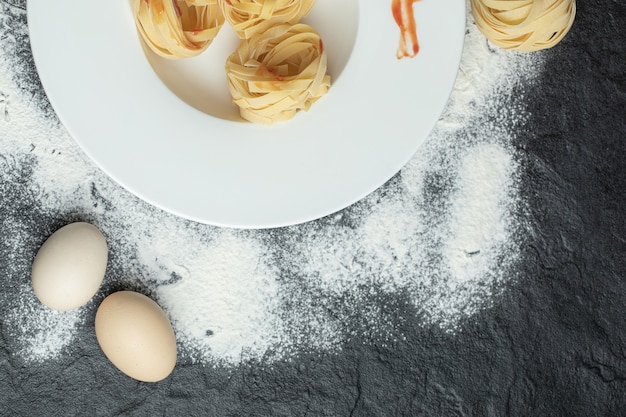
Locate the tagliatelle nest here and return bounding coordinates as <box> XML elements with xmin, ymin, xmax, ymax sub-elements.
<box><xmin>219</xmin><ymin>0</ymin><xmax>315</xmax><ymax>39</ymax></box>
<box><xmin>131</xmin><ymin>0</ymin><xmax>224</xmax><ymax>59</ymax></box>
<box><xmin>225</xmin><ymin>23</ymin><xmax>331</xmax><ymax>125</ymax></box>
<box><xmin>471</xmin><ymin>0</ymin><xmax>576</xmax><ymax>52</ymax></box>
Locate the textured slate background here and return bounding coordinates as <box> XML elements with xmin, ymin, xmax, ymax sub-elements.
<box><xmin>1</xmin><ymin>0</ymin><xmax>625</xmax><ymax>415</ymax></box>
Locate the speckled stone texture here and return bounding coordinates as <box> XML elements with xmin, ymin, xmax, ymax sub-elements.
<box><xmin>0</xmin><ymin>0</ymin><xmax>625</xmax><ymax>415</ymax></box>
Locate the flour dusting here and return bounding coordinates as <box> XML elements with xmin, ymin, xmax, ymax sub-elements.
<box><xmin>154</xmin><ymin>230</ymin><xmax>285</xmax><ymax>365</ymax></box>
<box><xmin>443</xmin><ymin>145</ymin><xmax>514</xmax><ymax>286</ymax></box>
<box><xmin>5</xmin><ymin>284</ymin><xmax>83</xmax><ymax>363</ymax></box>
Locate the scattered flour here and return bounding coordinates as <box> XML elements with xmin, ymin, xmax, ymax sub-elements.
<box><xmin>443</xmin><ymin>144</ymin><xmax>515</xmax><ymax>286</ymax></box>
<box><xmin>150</xmin><ymin>230</ymin><xmax>285</xmax><ymax>365</ymax></box>
<box><xmin>0</xmin><ymin>2</ymin><xmax>542</xmax><ymax>365</ymax></box>
<box><xmin>5</xmin><ymin>284</ymin><xmax>83</xmax><ymax>363</ymax></box>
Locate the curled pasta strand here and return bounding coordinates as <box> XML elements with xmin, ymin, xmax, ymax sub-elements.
<box><xmin>225</xmin><ymin>23</ymin><xmax>331</xmax><ymax>125</ymax></box>
<box><xmin>471</xmin><ymin>0</ymin><xmax>576</xmax><ymax>52</ymax></box>
<box><xmin>131</xmin><ymin>0</ymin><xmax>225</xmax><ymax>59</ymax></box>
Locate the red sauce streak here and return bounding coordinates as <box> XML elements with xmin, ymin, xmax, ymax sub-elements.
<box><xmin>391</xmin><ymin>0</ymin><xmax>420</xmax><ymax>59</ymax></box>
<box><xmin>319</xmin><ymin>39</ymin><xmax>324</xmax><ymax>54</ymax></box>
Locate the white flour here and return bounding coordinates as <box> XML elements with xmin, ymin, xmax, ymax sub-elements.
<box><xmin>5</xmin><ymin>284</ymin><xmax>84</xmax><ymax>363</ymax></box>
<box><xmin>0</xmin><ymin>2</ymin><xmax>542</xmax><ymax>365</ymax></box>
<box><xmin>147</xmin><ymin>230</ymin><xmax>286</xmax><ymax>364</ymax></box>
<box><xmin>443</xmin><ymin>144</ymin><xmax>515</xmax><ymax>286</ymax></box>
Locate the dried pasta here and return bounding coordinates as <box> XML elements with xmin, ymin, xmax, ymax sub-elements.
<box><xmin>219</xmin><ymin>0</ymin><xmax>315</xmax><ymax>39</ymax></box>
<box><xmin>131</xmin><ymin>0</ymin><xmax>224</xmax><ymax>59</ymax></box>
<box><xmin>471</xmin><ymin>0</ymin><xmax>576</xmax><ymax>52</ymax></box>
<box><xmin>225</xmin><ymin>23</ymin><xmax>331</xmax><ymax>125</ymax></box>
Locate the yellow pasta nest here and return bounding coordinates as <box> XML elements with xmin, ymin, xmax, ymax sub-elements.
<box><xmin>132</xmin><ymin>0</ymin><xmax>224</xmax><ymax>59</ymax></box>
<box><xmin>471</xmin><ymin>0</ymin><xmax>576</xmax><ymax>52</ymax></box>
<box><xmin>225</xmin><ymin>23</ymin><xmax>331</xmax><ymax>125</ymax></box>
<box><xmin>219</xmin><ymin>0</ymin><xmax>315</xmax><ymax>39</ymax></box>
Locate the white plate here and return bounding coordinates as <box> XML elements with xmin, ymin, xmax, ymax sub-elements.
<box><xmin>28</xmin><ymin>0</ymin><xmax>465</xmax><ymax>228</ymax></box>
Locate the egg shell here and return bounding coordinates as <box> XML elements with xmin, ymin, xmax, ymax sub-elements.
<box><xmin>31</xmin><ymin>222</ymin><xmax>108</xmax><ymax>311</ymax></box>
<box><xmin>95</xmin><ymin>291</ymin><xmax>177</xmax><ymax>383</ymax></box>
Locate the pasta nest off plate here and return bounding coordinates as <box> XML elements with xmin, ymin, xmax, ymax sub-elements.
<box><xmin>225</xmin><ymin>23</ymin><xmax>331</xmax><ymax>125</ymax></box>
<box><xmin>471</xmin><ymin>0</ymin><xmax>576</xmax><ymax>52</ymax></box>
<box><xmin>131</xmin><ymin>0</ymin><xmax>225</xmax><ymax>59</ymax></box>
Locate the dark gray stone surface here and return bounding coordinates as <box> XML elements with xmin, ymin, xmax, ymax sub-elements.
<box><xmin>0</xmin><ymin>0</ymin><xmax>625</xmax><ymax>415</ymax></box>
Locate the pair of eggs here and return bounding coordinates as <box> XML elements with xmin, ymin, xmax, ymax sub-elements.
<box><xmin>31</xmin><ymin>222</ymin><xmax>177</xmax><ymax>383</ymax></box>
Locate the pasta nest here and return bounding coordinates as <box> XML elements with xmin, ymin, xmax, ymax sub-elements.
<box><xmin>132</xmin><ymin>0</ymin><xmax>225</xmax><ymax>59</ymax></box>
<box><xmin>219</xmin><ymin>0</ymin><xmax>315</xmax><ymax>39</ymax></box>
<box><xmin>471</xmin><ymin>0</ymin><xmax>576</xmax><ymax>52</ymax></box>
<box><xmin>225</xmin><ymin>23</ymin><xmax>331</xmax><ymax>125</ymax></box>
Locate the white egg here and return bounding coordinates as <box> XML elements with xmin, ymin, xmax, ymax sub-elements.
<box><xmin>31</xmin><ymin>222</ymin><xmax>108</xmax><ymax>311</ymax></box>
